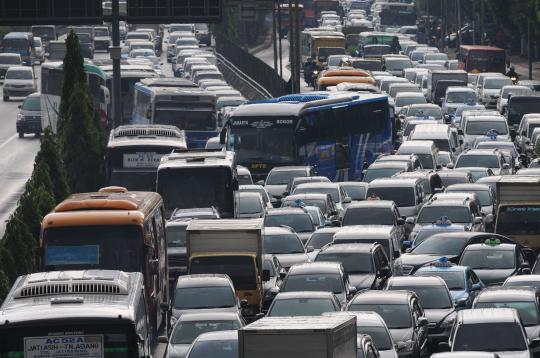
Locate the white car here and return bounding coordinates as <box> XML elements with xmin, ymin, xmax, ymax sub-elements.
<box><xmin>478</xmin><ymin>76</ymin><xmax>513</xmax><ymax>108</ymax></box>
<box><xmin>3</xmin><ymin>66</ymin><xmax>37</xmax><ymax>101</ymax></box>
<box><xmin>33</xmin><ymin>37</ymin><xmax>45</xmax><ymax>63</ymax></box>
<box><xmin>496</xmin><ymin>85</ymin><xmax>533</xmax><ymax>114</ymax></box>
<box><xmin>441</xmin><ymin>86</ymin><xmax>478</xmax><ymax>115</ymax></box>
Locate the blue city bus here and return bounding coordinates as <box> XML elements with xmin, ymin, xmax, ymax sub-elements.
<box><xmin>1</xmin><ymin>32</ymin><xmax>35</xmax><ymax>65</ymax></box>
<box><xmin>223</xmin><ymin>92</ymin><xmax>392</xmax><ymax>181</ymax></box>
<box><xmin>132</xmin><ymin>83</ymin><xmax>218</xmax><ymax>148</ymax></box>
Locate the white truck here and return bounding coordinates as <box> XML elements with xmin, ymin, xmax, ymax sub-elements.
<box><xmin>239</xmin><ymin>315</ymin><xmax>357</xmax><ymax>358</ymax></box>
<box><xmin>428</xmin><ymin>70</ymin><xmax>468</xmax><ymax>103</ymax></box>
<box><xmin>186</xmin><ymin>218</ymin><xmax>267</xmax><ymax>318</ymax></box>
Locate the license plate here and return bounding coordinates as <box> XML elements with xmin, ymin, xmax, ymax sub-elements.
<box><xmin>251</xmin><ymin>163</ymin><xmax>267</xmax><ymax>169</ymax></box>
<box><xmin>24</xmin><ymin>335</ymin><xmax>104</xmax><ymax>358</ymax></box>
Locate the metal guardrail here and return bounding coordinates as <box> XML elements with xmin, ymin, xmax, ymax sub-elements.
<box><xmin>215</xmin><ymin>52</ymin><xmax>272</xmax><ymax>100</ymax></box>
<box><xmin>215</xmin><ymin>35</ymin><xmax>288</xmax><ymax>98</ymax></box>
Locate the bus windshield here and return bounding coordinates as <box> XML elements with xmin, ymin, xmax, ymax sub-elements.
<box><xmin>0</xmin><ymin>324</ymin><xmax>135</xmax><ymax>358</ymax></box>
<box><xmin>157</xmin><ymin>167</ymin><xmax>234</xmax><ymax>217</ymax></box>
<box><xmin>189</xmin><ymin>256</ymin><xmax>257</xmax><ymax>290</ymax></box>
<box><xmin>2</xmin><ymin>38</ymin><xmax>29</xmax><ymax>51</ymax></box>
<box><xmin>234</xmin><ymin>125</ymin><xmax>296</xmax><ymax>164</ymax></box>
<box><xmin>467</xmin><ymin>51</ymin><xmax>505</xmax><ymax>73</ymax></box>
<box><xmin>497</xmin><ymin>205</ymin><xmax>540</xmax><ymax>235</ymax></box>
<box><xmin>32</xmin><ymin>27</ymin><xmax>55</xmax><ymax>41</ymax></box>
<box><xmin>43</xmin><ymin>225</ymin><xmax>143</xmax><ymax>272</ymax></box>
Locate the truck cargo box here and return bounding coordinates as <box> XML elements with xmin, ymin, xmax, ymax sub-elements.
<box><xmin>239</xmin><ymin>315</ymin><xmax>357</xmax><ymax>358</ymax></box>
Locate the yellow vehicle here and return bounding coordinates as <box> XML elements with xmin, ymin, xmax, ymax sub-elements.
<box><xmin>186</xmin><ymin>219</ymin><xmax>267</xmax><ymax>319</ymax></box>
<box><xmin>301</xmin><ymin>29</ymin><xmax>345</xmax><ymax>66</ymax></box>
<box><xmin>495</xmin><ymin>176</ymin><xmax>540</xmax><ymax>249</ymax></box>
<box><xmin>316</xmin><ymin>69</ymin><xmax>375</xmax><ymax>90</ymax></box>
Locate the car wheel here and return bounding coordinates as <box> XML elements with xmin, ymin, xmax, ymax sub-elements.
<box><xmin>3</xmin><ymin>95</ymin><xmax>8</xmax><ymax>101</ymax></box>
<box><xmin>18</xmin><ymin>132</ymin><xmax>23</xmax><ymax>138</ymax></box>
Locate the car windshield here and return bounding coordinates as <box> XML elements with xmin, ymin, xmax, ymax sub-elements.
<box><xmin>264</xmin><ymin>234</ymin><xmax>304</xmax><ymax>254</ymax></box>
<box><xmin>475</xmin><ymin>301</ymin><xmax>539</xmax><ymax>326</ymax></box>
<box><xmin>341</xmin><ymin>184</ymin><xmax>366</xmax><ymax>201</ymax></box>
<box><xmin>94</xmin><ymin>29</ymin><xmax>108</xmax><ymax>36</ymax></box>
<box><xmin>502</xmin><ymin>87</ymin><xmax>532</xmax><ymax>98</ymax></box>
<box><xmin>447</xmin><ymin>189</ymin><xmax>492</xmax><ymax>207</ymax></box>
<box><xmin>316</xmin><ymin>252</ymin><xmax>374</xmax><ymax>274</ymax></box>
<box><xmin>484</xmin><ymin>78</ymin><xmax>512</xmax><ymax>89</ymax></box>
<box><xmin>188</xmin><ymin>339</ymin><xmax>238</xmax><ymax>358</ymax></box>
<box><xmin>425</xmin><ymin>53</ymin><xmax>448</xmax><ymax>61</ymax></box>
<box><xmin>446</xmin><ymin>91</ymin><xmax>476</xmax><ymax>103</ymax></box>
<box><xmin>0</xmin><ymin>56</ymin><xmax>20</xmax><ymax>64</ymax></box>
<box><xmin>269</xmin><ymin>298</ymin><xmax>337</xmax><ymax>316</ymax></box>
<box><xmin>264</xmin><ymin>213</ymin><xmax>314</xmax><ymax>233</ymax></box>
<box><xmin>358</xmin><ymin>327</ymin><xmax>393</xmax><ymax>350</ymax></box>
<box><xmin>238</xmin><ymin>196</ymin><xmax>262</xmax><ymax>215</ymax></box>
<box><xmin>167</xmin><ymin>225</ymin><xmax>187</xmax><ymax>247</ymax></box>
<box><xmin>412</xmin><ymin>237</ymin><xmax>468</xmax><ymax>256</ymax></box>
<box><xmin>417</xmin><ymin>206</ymin><xmax>470</xmax><ymax>223</ymax></box>
<box><xmin>497</xmin><ymin>206</ymin><xmax>540</xmax><ymax>235</ymax></box>
<box><xmin>460</xmin><ymin>249</ymin><xmax>515</xmax><ymax>270</ymax></box>
<box><xmin>6</xmin><ymin>70</ymin><xmax>32</xmax><ymax>79</ymax></box>
<box><xmin>453</xmin><ymin>323</ymin><xmax>527</xmax><ymax>351</ymax></box>
<box><xmin>171</xmin><ymin>320</ymin><xmax>241</xmax><ymax>344</ymax></box>
<box><xmin>21</xmin><ymin>96</ymin><xmax>40</xmax><ymax>111</ymax></box>
<box><xmin>349</xmin><ymin>304</ymin><xmax>411</xmax><ymax>329</ymax></box>
<box><xmin>266</xmin><ymin>169</ymin><xmax>307</xmax><ymax>185</ymax></box>
<box><xmin>364</xmin><ymin>168</ymin><xmax>404</xmax><ymax>182</ymax></box>
<box><xmin>396</xmin><ymin>96</ymin><xmax>426</xmax><ymax>107</ymax></box>
<box><xmin>388</xmin><ymin>285</ymin><xmax>452</xmax><ymax>309</ymax></box>
<box><xmin>415</xmin><ymin>270</ymin><xmax>465</xmax><ymax>290</ymax></box>
<box><xmin>456</xmin><ymin>154</ymin><xmax>499</xmax><ymax>168</ymax></box>
<box><xmin>294</xmin><ymin>187</ymin><xmax>339</xmax><ymax>203</ymax></box>
<box><xmin>367</xmin><ymin>187</ymin><xmax>416</xmax><ymax>207</ymax></box>
<box><xmin>343</xmin><ymin>207</ymin><xmax>394</xmax><ymax>226</ymax></box>
<box><xmin>173</xmin><ymin>286</ymin><xmax>236</xmax><ymax>310</ymax></box>
<box><xmin>327</xmin><ymin>56</ymin><xmax>343</xmax><ymax>66</ymax></box>
<box><xmin>466</xmin><ymin>121</ymin><xmax>508</xmax><ymax>135</ymax></box>
<box><xmin>407</xmin><ymin>107</ymin><xmax>442</xmax><ymax>119</ymax></box>
<box><xmin>413</xmin><ymin>229</ymin><xmax>460</xmax><ymax>247</ymax></box>
<box><xmin>307</xmin><ymin>232</ymin><xmax>336</xmax><ymax>249</ymax></box>
<box><xmin>385</xmin><ymin>58</ymin><xmax>412</xmax><ymax>70</ymax></box>
<box><xmin>282</xmin><ymin>273</ymin><xmax>344</xmax><ymax>294</ymax></box>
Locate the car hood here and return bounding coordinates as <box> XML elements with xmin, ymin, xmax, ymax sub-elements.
<box><xmin>474</xmin><ymin>269</ymin><xmax>515</xmax><ymax>286</ymax></box>
<box><xmin>19</xmin><ymin>109</ymin><xmax>40</xmax><ymax>117</ymax></box>
<box><xmin>167</xmin><ymin>344</ymin><xmax>191</xmax><ymax>358</ymax></box>
<box><xmin>425</xmin><ymin>308</ymin><xmax>455</xmax><ymax>325</ymax></box>
<box><xmin>400</xmin><ymin>254</ymin><xmax>458</xmax><ymax>269</ymax></box>
<box><xmin>389</xmin><ymin>327</ymin><xmax>414</xmax><ymax>343</ymax></box>
<box><xmin>379</xmin><ymin>349</ymin><xmax>399</xmax><ymax>358</ymax></box>
<box><xmin>265</xmin><ymin>184</ymin><xmax>287</xmax><ymax>198</ymax></box>
<box><xmin>348</xmin><ymin>273</ymin><xmax>377</xmax><ymax>290</ymax></box>
<box><xmin>485</xmin><ymin>351</ymin><xmax>530</xmax><ymax>358</ymax></box>
<box><xmin>274</xmin><ymin>253</ymin><xmax>310</xmax><ymax>269</ymax></box>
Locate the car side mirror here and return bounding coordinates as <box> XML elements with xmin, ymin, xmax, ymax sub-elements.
<box><xmin>256</xmin><ymin>180</ymin><xmax>265</xmax><ymax>186</ymax></box>
<box><xmin>502</xmin><ymin>163</ymin><xmax>510</xmax><ymax>169</ymax></box>
<box><xmin>417</xmin><ymin>317</ymin><xmax>428</xmax><ymax>327</ymax></box>
<box><xmin>331</xmin><ymin>219</ymin><xmax>342</xmax><ymax>227</ymax></box>
<box><xmin>279</xmin><ymin>269</ymin><xmax>287</xmax><ymax>279</ymax></box>
<box><xmin>159</xmin><ymin>302</ymin><xmax>170</xmax><ymax>312</ymax></box>
<box><xmin>521</xmin><ymin>263</ymin><xmax>531</xmax><ymax>274</ymax></box>
<box><xmin>397</xmin><ymin>217</ymin><xmax>405</xmax><ymax>225</ymax></box>
<box><xmin>306</xmin><ymin>245</ymin><xmax>314</xmax><ymax>253</ymax></box>
<box><xmin>282</xmin><ymin>191</ymin><xmax>289</xmax><ymax>197</ymax></box>
<box><xmin>262</xmin><ymin>269</ymin><xmax>271</xmax><ymax>282</ymax></box>
<box><xmin>457</xmin><ymin>129</ymin><xmax>464</xmax><ymax>135</ymax></box>
<box><xmin>455</xmin><ymin>297</ymin><xmax>468</xmax><ymax>308</ymax></box>
<box><xmin>438</xmin><ymin>342</ymin><xmax>450</xmax><ymax>352</ymax></box>
<box><xmin>446</xmin><ymin>163</ymin><xmax>454</xmax><ymax>169</ymax></box>
<box><xmin>18</xmin><ymin>105</ymin><xmax>21</xmax><ymax>109</ymax></box>
<box><xmin>474</xmin><ymin>217</ymin><xmax>483</xmax><ymax>224</ymax></box>
<box><xmin>402</xmin><ymin>240</ymin><xmax>412</xmax><ymax>250</ymax></box>
<box><xmin>343</xmin><ymin>196</ymin><xmax>352</xmax><ymax>204</ymax></box>
<box><xmin>157</xmin><ymin>336</ymin><xmax>168</xmax><ymax>344</ymax></box>
<box><xmin>471</xmin><ymin>283</ymin><xmax>482</xmax><ymax>291</ymax></box>
<box><xmin>405</xmin><ymin>217</ymin><xmax>415</xmax><ymax>225</ymax></box>
<box><xmin>379</xmin><ymin>266</ymin><xmax>391</xmax><ymax>277</ymax></box>
<box><xmin>436</xmin><ymin>164</ymin><xmax>443</xmax><ymax>170</ymax></box>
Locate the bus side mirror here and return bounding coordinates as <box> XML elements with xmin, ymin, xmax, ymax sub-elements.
<box><xmin>262</xmin><ymin>269</ymin><xmax>271</xmax><ymax>282</ymax></box>
<box><xmin>101</xmin><ymin>85</ymin><xmax>110</xmax><ymax>105</ymax></box>
<box><xmin>219</xmin><ymin>128</ymin><xmax>227</xmax><ymax>144</ymax></box>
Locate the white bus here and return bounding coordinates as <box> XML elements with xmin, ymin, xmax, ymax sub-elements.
<box><xmin>40</xmin><ymin>61</ymin><xmax>110</xmax><ymax>133</ymax></box>
<box><xmin>132</xmin><ymin>84</ymin><xmax>218</xmax><ymax>148</ymax></box>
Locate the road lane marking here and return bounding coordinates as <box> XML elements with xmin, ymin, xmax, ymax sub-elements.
<box><xmin>0</xmin><ymin>134</ymin><xmax>18</xmax><ymax>151</ymax></box>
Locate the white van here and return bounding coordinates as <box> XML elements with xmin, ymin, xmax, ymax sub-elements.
<box><xmin>397</xmin><ymin>140</ymin><xmax>439</xmax><ymax>170</ymax></box>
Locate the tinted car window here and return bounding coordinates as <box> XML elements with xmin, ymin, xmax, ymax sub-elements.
<box><xmin>388</xmin><ymin>285</ymin><xmax>452</xmax><ymax>309</ymax></box>
<box><xmin>415</xmin><ymin>271</ymin><xmax>465</xmax><ymax>290</ymax></box>
<box><xmin>264</xmin><ymin>214</ymin><xmax>314</xmax><ymax>233</ymax></box>
<box><xmin>282</xmin><ymin>273</ymin><xmax>344</xmax><ymax>294</ymax></box>
<box><xmin>264</xmin><ymin>234</ymin><xmax>304</xmax><ymax>254</ymax></box>
<box><xmin>359</xmin><ymin>327</ymin><xmax>393</xmax><ymax>350</ymax></box>
<box><xmin>417</xmin><ymin>206</ymin><xmax>470</xmax><ymax>223</ymax></box>
<box><xmin>343</xmin><ymin>207</ymin><xmax>394</xmax><ymax>226</ymax></box>
<box><xmin>349</xmin><ymin>303</ymin><xmax>412</xmax><ymax>328</ymax></box>
<box><xmin>453</xmin><ymin>323</ymin><xmax>527</xmax><ymax>351</ymax></box>
<box><xmin>316</xmin><ymin>252</ymin><xmax>374</xmax><ymax>274</ymax></box>
<box><xmin>270</xmin><ymin>298</ymin><xmax>337</xmax><ymax>316</ymax></box>
<box><xmin>266</xmin><ymin>170</ymin><xmax>307</xmax><ymax>185</ymax></box>
<box><xmin>412</xmin><ymin>237</ymin><xmax>468</xmax><ymax>256</ymax></box>
<box><xmin>174</xmin><ymin>286</ymin><xmax>236</xmax><ymax>309</ymax></box>
<box><xmin>460</xmin><ymin>249</ymin><xmax>516</xmax><ymax>270</ymax></box>
<box><xmin>475</xmin><ymin>301</ymin><xmax>539</xmax><ymax>326</ymax></box>
<box><xmin>171</xmin><ymin>320</ymin><xmax>241</xmax><ymax>344</ymax></box>
<box><xmin>367</xmin><ymin>187</ymin><xmax>416</xmax><ymax>206</ymax></box>
<box><xmin>188</xmin><ymin>339</ymin><xmax>238</xmax><ymax>358</ymax></box>
<box><xmin>341</xmin><ymin>184</ymin><xmax>367</xmax><ymax>201</ymax></box>
<box><xmin>307</xmin><ymin>232</ymin><xmax>336</xmax><ymax>249</ymax></box>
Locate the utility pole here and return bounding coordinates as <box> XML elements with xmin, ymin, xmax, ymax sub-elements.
<box><xmin>110</xmin><ymin>0</ymin><xmax>121</xmax><ymax>129</ymax></box>
<box><xmin>456</xmin><ymin>0</ymin><xmax>462</xmax><ymax>49</ymax></box>
<box><xmin>288</xmin><ymin>0</ymin><xmax>295</xmax><ymax>93</ymax></box>
<box><xmin>441</xmin><ymin>0</ymin><xmax>445</xmax><ymax>50</ymax></box>
<box><xmin>272</xmin><ymin>0</ymin><xmax>278</xmax><ymax>71</ymax></box>
<box><xmin>277</xmin><ymin>0</ymin><xmax>283</xmax><ymax>78</ymax></box>
<box><xmin>528</xmin><ymin>19</ymin><xmax>533</xmax><ymax>80</ymax></box>
<box><xmin>294</xmin><ymin>0</ymin><xmax>301</xmax><ymax>92</ymax></box>
<box><xmin>472</xmin><ymin>0</ymin><xmax>476</xmax><ymax>45</ymax></box>
<box><xmin>480</xmin><ymin>0</ymin><xmax>485</xmax><ymax>45</ymax></box>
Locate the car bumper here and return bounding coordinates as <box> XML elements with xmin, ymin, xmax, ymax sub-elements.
<box><xmin>17</xmin><ymin>118</ymin><xmax>42</xmax><ymax>133</ymax></box>
<box><xmin>4</xmin><ymin>88</ymin><xmax>35</xmax><ymax>96</ymax></box>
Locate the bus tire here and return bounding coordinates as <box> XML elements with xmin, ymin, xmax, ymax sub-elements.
<box><xmin>18</xmin><ymin>132</ymin><xmax>23</xmax><ymax>138</ymax></box>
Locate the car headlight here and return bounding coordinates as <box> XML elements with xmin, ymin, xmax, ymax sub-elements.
<box><xmin>17</xmin><ymin>114</ymin><xmax>23</xmax><ymax>121</ymax></box>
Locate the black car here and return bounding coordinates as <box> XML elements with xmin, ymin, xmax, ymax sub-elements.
<box><xmin>396</xmin><ymin>232</ymin><xmax>525</xmax><ymax>275</ymax></box>
<box><xmin>347</xmin><ymin>290</ymin><xmax>429</xmax><ymax>358</ymax></box>
<box><xmin>459</xmin><ymin>239</ymin><xmax>532</xmax><ymax>286</ymax></box>
<box><xmin>262</xmin><ymin>254</ymin><xmax>286</xmax><ymax>312</ymax></box>
<box><xmin>16</xmin><ymin>93</ymin><xmax>42</xmax><ymax>137</ymax></box>
<box><xmin>315</xmin><ymin>243</ymin><xmax>392</xmax><ymax>290</ymax></box>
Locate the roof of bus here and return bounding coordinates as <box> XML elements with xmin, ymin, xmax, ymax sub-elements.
<box><xmin>42</xmin><ymin>189</ymin><xmax>163</xmax><ymax>229</ymax></box>
<box><xmin>318</xmin><ymin>76</ymin><xmax>375</xmax><ymax>86</ymax></box>
<box><xmin>139</xmin><ymin>77</ymin><xmax>197</xmax><ymax>88</ymax></box>
<box><xmin>0</xmin><ymin>270</ymin><xmax>143</xmax><ymax>324</ymax></box>
<box><xmin>107</xmin><ymin>124</ymin><xmax>188</xmax><ymax>149</ymax></box>
<box><xmin>134</xmin><ymin>84</ymin><xmax>217</xmax><ymax>99</ymax></box>
<box><xmin>230</xmin><ymin>92</ymin><xmax>387</xmax><ymax>117</ymax></box>
<box><xmin>3</xmin><ymin>32</ymin><xmax>32</xmax><ymax>38</ymax></box>
<box><xmin>158</xmin><ymin>150</ymin><xmax>235</xmax><ymax>170</ymax></box>
<box><xmin>42</xmin><ymin>61</ymin><xmax>107</xmax><ymax>78</ymax></box>
<box><xmin>459</xmin><ymin>45</ymin><xmax>505</xmax><ymax>52</ymax></box>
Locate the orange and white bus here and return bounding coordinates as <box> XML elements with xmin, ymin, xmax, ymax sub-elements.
<box><xmin>457</xmin><ymin>45</ymin><xmax>506</xmax><ymax>74</ymax></box>
<box><xmin>39</xmin><ymin>187</ymin><xmax>168</xmax><ymax>339</ymax></box>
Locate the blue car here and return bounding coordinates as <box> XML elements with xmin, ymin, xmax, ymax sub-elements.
<box><xmin>414</xmin><ymin>259</ymin><xmax>485</xmax><ymax>308</ymax></box>
<box><xmin>404</xmin><ymin>217</ymin><xmax>468</xmax><ymax>250</ymax></box>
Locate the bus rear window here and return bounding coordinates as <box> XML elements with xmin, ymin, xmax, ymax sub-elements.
<box><xmin>189</xmin><ymin>256</ymin><xmax>257</xmax><ymax>290</ymax></box>
<box><xmin>0</xmin><ymin>324</ymin><xmax>134</xmax><ymax>358</ymax></box>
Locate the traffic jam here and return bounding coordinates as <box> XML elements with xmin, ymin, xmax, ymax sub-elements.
<box><xmin>2</xmin><ymin>0</ymin><xmax>540</xmax><ymax>358</ymax></box>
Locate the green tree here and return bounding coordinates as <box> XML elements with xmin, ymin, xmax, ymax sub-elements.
<box><xmin>0</xmin><ymin>268</ymin><xmax>9</xmax><ymax>305</ymax></box>
<box><xmin>57</xmin><ymin>30</ymin><xmax>86</xmax><ymax>136</ymax></box>
<box><xmin>1</xmin><ymin>213</ymin><xmax>35</xmax><ymax>279</ymax></box>
<box><xmin>34</xmin><ymin>128</ymin><xmax>70</xmax><ymax>202</ymax></box>
<box><xmin>60</xmin><ymin>81</ymin><xmax>105</xmax><ymax>193</ymax></box>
